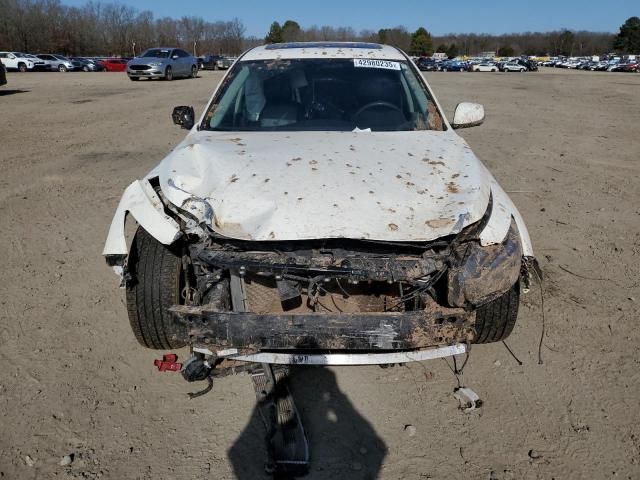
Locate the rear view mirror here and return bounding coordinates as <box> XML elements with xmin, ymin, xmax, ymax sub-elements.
<box><xmin>452</xmin><ymin>102</ymin><xmax>485</xmax><ymax>129</ymax></box>
<box><xmin>172</xmin><ymin>106</ymin><xmax>195</xmax><ymax>130</ymax></box>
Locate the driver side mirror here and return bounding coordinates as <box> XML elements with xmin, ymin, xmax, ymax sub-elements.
<box><xmin>172</xmin><ymin>106</ymin><xmax>195</xmax><ymax>130</ymax></box>
<box><xmin>452</xmin><ymin>102</ymin><xmax>485</xmax><ymax>129</ymax></box>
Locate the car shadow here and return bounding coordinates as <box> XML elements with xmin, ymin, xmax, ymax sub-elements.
<box><xmin>228</xmin><ymin>366</ymin><xmax>388</xmax><ymax>479</ymax></box>
<box><xmin>0</xmin><ymin>89</ymin><xmax>30</xmax><ymax>96</ymax></box>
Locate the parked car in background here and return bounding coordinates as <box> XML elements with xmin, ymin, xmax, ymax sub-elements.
<box><xmin>441</xmin><ymin>60</ymin><xmax>468</xmax><ymax>71</ymax></box>
<box><xmin>471</xmin><ymin>62</ymin><xmax>498</xmax><ymax>72</ymax></box>
<box><xmin>0</xmin><ymin>59</ymin><xmax>7</xmax><ymax>86</ymax></box>
<box><xmin>126</xmin><ymin>48</ymin><xmax>198</xmax><ymax>81</ymax></box>
<box><xmin>36</xmin><ymin>54</ymin><xmax>75</xmax><ymax>72</ymax></box>
<box><xmin>71</xmin><ymin>57</ymin><xmax>104</xmax><ymax>72</ymax></box>
<box><xmin>501</xmin><ymin>61</ymin><xmax>527</xmax><ymax>72</ymax></box>
<box><xmin>17</xmin><ymin>53</ymin><xmax>49</xmax><ymax>70</ymax></box>
<box><xmin>0</xmin><ymin>52</ymin><xmax>34</xmax><ymax>72</ymax></box>
<box><xmin>416</xmin><ymin>57</ymin><xmax>439</xmax><ymax>71</ymax></box>
<box><xmin>200</xmin><ymin>54</ymin><xmax>233</xmax><ymax>70</ymax></box>
<box><xmin>100</xmin><ymin>58</ymin><xmax>127</xmax><ymax>72</ymax></box>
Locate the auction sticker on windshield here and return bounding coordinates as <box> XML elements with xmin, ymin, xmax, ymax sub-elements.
<box><xmin>353</xmin><ymin>59</ymin><xmax>401</xmax><ymax>70</ymax></box>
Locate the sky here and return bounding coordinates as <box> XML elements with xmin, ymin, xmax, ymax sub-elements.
<box><xmin>62</xmin><ymin>0</ymin><xmax>637</xmax><ymax>37</ymax></box>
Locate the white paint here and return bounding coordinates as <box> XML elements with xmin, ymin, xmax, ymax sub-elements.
<box><xmin>231</xmin><ymin>344</ymin><xmax>467</xmax><ymax>365</ymax></box>
<box><xmin>452</xmin><ymin>102</ymin><xmax>485</xmax><ymax>129</ymax></box>
<box><xmin>480</xmin><ymin>178</ymin><xmax>534</xmax><ymax>256</ymax></box>
<box><xmin>242</xmin><ymin>43</ymin><xmax>405</xmax><ymax>62</ymax></box>
<box><xmin>158</xmin><ymin>130</ymin><xmax>491</xmax><ymax>242</ymax></box>
<box><xmin>102</xmin><ymin>179</ymin><xmax>181</xmax><ymax>256</ymax></box>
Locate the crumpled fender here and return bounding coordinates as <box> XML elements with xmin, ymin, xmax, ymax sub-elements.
<box><xmin>479</xmin><ymin>180</ymin><xmax>534</xmax><ymax>257</ymax></box>
<box><xmin>102</xmin><ymin>179</ymin><xmax>182</xmax><ymax>257</ymax></box>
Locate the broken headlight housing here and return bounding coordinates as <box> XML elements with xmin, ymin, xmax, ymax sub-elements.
<box><xmin>447</xmin><ymin>218</ymin><xmax>522</xmax><ymax>308</ymax></box>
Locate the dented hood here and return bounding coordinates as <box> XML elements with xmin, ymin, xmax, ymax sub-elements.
<box><xmin>157</xmin><ymin>130</ymin><xmax>492</xmax><ymax>241</ymax></box>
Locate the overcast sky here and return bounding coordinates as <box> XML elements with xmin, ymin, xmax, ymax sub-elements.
<box><xmin>63</xmin><ymin>0</ymin><xmax>637</xmax><ymax>37</ymax></box>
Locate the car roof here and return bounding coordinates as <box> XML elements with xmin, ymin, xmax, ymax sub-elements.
<box><xmin>242</xmin><ymin>42</ymin><xmax>405</xmax><ymax>61</ymax></box>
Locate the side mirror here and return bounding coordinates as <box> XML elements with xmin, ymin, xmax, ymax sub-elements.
<box><xmin>451</xmin><ymin>102</ymin><xmax>485</xmax><ymax>129</ymax></box>
<box><xmin>172</xmin><ymin>106</ymin><xmax>195</xmax><ymax>130</ymax></box>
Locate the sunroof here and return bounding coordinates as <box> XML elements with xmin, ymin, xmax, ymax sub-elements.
<box><xmin>265</xmin><ymin>42</ymin><xmax>383</xmax><ymax>50</ymax></box>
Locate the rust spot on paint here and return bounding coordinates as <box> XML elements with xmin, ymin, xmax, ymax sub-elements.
<box><xmin>229</xmin><ymin>174</ymin><xmax>239</xmax><ymax>183</ymax></box>
<box><xmin>388</xmin><ymin>223</ymin><xmax>398</xmax><ymax>231</ymax></box>
<box><xmin>447</xmin><ymin>182</ymin><xmax>459</xmax><ymax>194</ymax></box>
<box><xmin>425</xmin><ymin>218</ymin><xmax>454</xmax><ymax>228</ymax></box>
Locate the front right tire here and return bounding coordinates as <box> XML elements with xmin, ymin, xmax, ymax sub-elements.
<box><xmin>126</xmin><ymin>227</ymin><xmax>187</xmax><ymax>349</ymax></box>
<box><xmin>164</xmin><ymin>66</ymin><xmax>173</xmax><ymax>81</ymax></box>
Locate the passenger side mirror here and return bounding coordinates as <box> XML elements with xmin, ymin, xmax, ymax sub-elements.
<box><xmin>172</xmin><ymin>106</ymin><xmax>195</xmax><ymax>130</ymax></box>
<box><xmin>451</xmin><ymin>102</ymin><xmax>485</xmax><ymax>129</ymax></box>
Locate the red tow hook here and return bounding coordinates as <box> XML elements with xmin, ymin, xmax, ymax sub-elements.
<box><xmin>154</xmin><ymin>353</ymin><xmax>182</xmax><ymax>372</ymax></box>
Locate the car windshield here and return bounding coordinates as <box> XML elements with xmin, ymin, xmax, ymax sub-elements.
<box><xmin>141</xmin><ymin>49</ymin><xmax>171</xmax><ymax>58</ymax></box>
<box><xmin>203</xmin><ymin>58</ymin><xmax>444</xmax><ymax>132</ymax></box>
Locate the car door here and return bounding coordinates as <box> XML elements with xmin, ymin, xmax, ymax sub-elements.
<box><xmin>1</xmin><ymin>53</ymin><xmax>17</xmax><ymax>69</ymax></box>
<box><xmin>168</xmin><ymin>49</ymin><xmax>181</xmax><ymax>75</ymax></box>
<box><xmin>41</xmin><ymin>55</ymin><xmax>57</xmax><ymax>68</ymax></box>
<box><xmin>176</xmin><ymin>50</ymin><xmax>190</xmax><ymax>75</ymax></box>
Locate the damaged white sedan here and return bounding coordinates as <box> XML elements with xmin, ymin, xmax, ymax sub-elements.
<box><xmin>104</xmin><ymin>42</ymin><xmax>536</xmax><ymax>366</ymax></box>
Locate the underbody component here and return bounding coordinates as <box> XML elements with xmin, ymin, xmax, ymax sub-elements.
<box><xmin>251</xmin><ymin>365</ymin><xmax>309</xmax><ymax>475</ymax></box>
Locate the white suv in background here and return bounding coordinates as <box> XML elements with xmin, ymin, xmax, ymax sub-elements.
<box><xmin>0</xmin><ymin>52</ymin><xmax>34</xmax><ymax>72</ymax></box>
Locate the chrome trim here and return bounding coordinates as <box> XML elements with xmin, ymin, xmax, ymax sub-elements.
<box><xmin>228</xmin><ymin>344</ymin><xmax>467</xmax><ymax>365</ymax></box>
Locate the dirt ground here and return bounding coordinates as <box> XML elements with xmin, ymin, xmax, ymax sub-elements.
<box><xmin>0</xmin><ymin>67</ymin><xmax>639</xmax><ymax>480</ymax></box>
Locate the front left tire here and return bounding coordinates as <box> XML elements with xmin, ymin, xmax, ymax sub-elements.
<box><xmin>473</xmin><ymin>283</ymin><xmax>520</xmax><ymax>344</ymax></box>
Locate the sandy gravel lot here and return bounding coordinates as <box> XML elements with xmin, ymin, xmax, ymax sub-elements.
<box><xmin>0</xmin><ymin>67</ymin><xmax>639</xmax><ymax>480</ymax></box>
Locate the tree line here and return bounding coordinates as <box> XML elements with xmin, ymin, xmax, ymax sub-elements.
<box><xmin>0</xmin><ymin>0</ymin><xmax>254</xmax><ymax>56</ymax></box>
<box><xmin>1</xmin><ymin>0</ymin><xmax>637</xmax><ymax>57</ymax></box>
<box><xmin>266</xmin><ymin>20</ymin><xmax>635</xmax><ymax>57</ymax></box>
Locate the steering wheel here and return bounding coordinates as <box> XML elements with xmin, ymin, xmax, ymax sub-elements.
<box><xmin>353</xmin><ymin>101</ymin><xmax>403</xmax><ymax>121</ymax></box>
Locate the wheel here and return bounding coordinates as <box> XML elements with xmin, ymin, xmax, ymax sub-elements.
<box><xmin>18</xmin><ymin>62</ymin><xmax>27</xmax><ymax>72</ymax></box>
<box><xmin>492</xmin><ymin>68</ymin><xmax>497</xmax><ymax>72</ymax></box>
<box><xmin>82</xmin><ymin>65</ymin><xmax>89</xmax><ymax>72</ymax></box>
<box><xmin>190</xmin><ymin>65</ymin><xmax>197</xmax><ymax>78</ymax></box>
<box><xmin>164</xmin><ymin>66</ymin><xmax>173</xmax><ymax>81</ymax></box>
<box><xmin>129</xmin><ymin>76</ymin><xmax>139</xmax><ymax>81</ymax></box>
<box><xmin>126</xmin><ymin>227</ymin><xmax>187</xmax><ymax>349</ymax></box>
<box><xmin>473</xmin><ymin>282</ymin><xmax>520</xmax><ymax>344</ymax></box>
<box><xmin>460</xmin><ymin>67</ymin><xmax>465</xmax><ymax>72</ymax></box>
<box><xmin>443</xmin><ymin>68</ymin><xmax>448</xmax><ymax>72</ymax></box>
<box><xmin>58</xmin><ymin>64</ymin><xmax>67</xmax><ymax>72</ymax></box>
<box><xmin>520</xmin><ymin>68</ymin><xmax>525</xmax><ymax>72</ymax></box>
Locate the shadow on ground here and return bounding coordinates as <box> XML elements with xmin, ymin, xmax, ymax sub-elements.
<box><xmin>228</xmin><ymin>366</ymin><xmax>387</xmax><ymax>479</ymax></box>
<box><xmin>0</xmin><ymin>89</ymin><xmax>30</xmax><ymax>96</ymax></box>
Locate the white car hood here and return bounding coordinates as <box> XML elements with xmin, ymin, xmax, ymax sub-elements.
<box><xmin>157</xmin><ymin>130</ymin><xmax>492</xmax><ymax>242</ymax></box>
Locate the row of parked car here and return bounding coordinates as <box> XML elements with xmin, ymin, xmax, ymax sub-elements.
<box><xmin>0</xmin><ymin>50</ymin><xmax>236</xmax><ymax>75</ymax></box>
<box><xmin>415</xmin><ymin>56</ymin><xmax>538</xmax><ymax>73</ymax></box>
<box><xmin>0</xmin><ymin>51</ymin><xmax>134</xmax><ymax>72</ymax></box>
<box><xmin>541</xmin><ymin>57</ymin><xmax>639</xmax><ymax>72</ymax></box>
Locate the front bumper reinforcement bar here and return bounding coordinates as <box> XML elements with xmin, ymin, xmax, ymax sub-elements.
<box><xmin>170</xmin><ymin>305</ymin><xmax>476</xmax><ymax>351</ymax></box>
